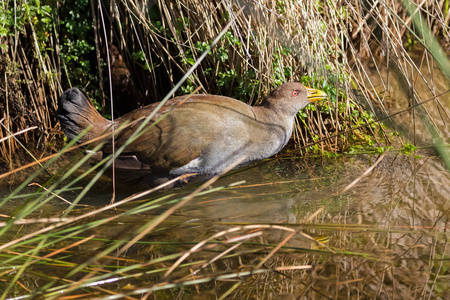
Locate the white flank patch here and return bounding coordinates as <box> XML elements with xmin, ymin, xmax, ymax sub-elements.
<box><xmin>169</xmin><ymin>157</ymin><xmax>202</xmax><ymax>175</ymax></box>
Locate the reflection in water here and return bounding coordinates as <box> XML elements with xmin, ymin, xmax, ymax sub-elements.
<box><xmin>1</xmin><ymin>145</ymin><xmax>448</xmax><ymax>299</ymax></box>
<box><xmin>181</xmin><ymin>152</ymin><xmax>449</xmax><ymax>299</ymax></box>
<box><xmin>5</xmin><ymin>149</ymin><xmax>446</xmax><ymax>298</ymax></box>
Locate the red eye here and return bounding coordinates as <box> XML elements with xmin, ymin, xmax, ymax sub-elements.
<box><xmin>292</xmin><ymin>90</ymin><xmax>299</xmax><ymax>97</ymax></box>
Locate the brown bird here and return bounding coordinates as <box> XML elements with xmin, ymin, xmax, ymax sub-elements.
<box><xmin>57</xmin><ymin>83</ymin><xmax>327</xmax><ymax>182</ymax></box>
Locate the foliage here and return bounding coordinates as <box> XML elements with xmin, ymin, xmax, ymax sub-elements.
<box><xmin>59</xmin><ymin>0</ymin><xmax>96</xmax><ymax>83</ymax></box>
<box><xmin>401</xmin><ymin>142</ymin><xmax>417</xmax><ymax>155</ymax></box>
<box><xmin>0</xmin><ymin>1</ymin><xmax>52</xmax><ymax>42</ymax></box>
<box><xmin>0</xmin><ymin>0</ymin><xmax>97</xmax><ymax>87</ymax></box>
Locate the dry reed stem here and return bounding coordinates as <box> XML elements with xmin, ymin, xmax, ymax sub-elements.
<box><xmin>0</xmin><ymin>173</ymin><xmax>189</xmax><ymax>252</ymax></box>
<box><xmin>0</xmin><ymin>126</ymin><xmax>38</xmax><ymax>144</ymax></box>
<box><xmin>340</xmin><ymin>151</ymin><xmax>388</xmax><ymax>194</ymax></box>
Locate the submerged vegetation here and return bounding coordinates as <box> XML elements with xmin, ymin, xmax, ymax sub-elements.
<box><xmin>0</xmin><ymin>0</ymin><xmax>449</xmax><ymax>299</ymax></box>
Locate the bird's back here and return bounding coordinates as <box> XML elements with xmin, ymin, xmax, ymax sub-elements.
<box><xmin>107</xmin><ymin>95</ymin><xmax>259</xmax><ymax>175</ymax></box>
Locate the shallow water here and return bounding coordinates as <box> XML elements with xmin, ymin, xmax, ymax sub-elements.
<box><xmin>1</xmin><ymin>148</ymin><xmax>449</xmax><ymax>299</ymax></box>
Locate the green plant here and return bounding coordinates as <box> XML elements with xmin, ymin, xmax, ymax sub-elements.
<box><xmin>59</xmin><ymin>0</ymin><xmax>98</xmax><ymax>88</ymax></box>
<box><xmin>401</xmin><ymin>142</ymin><xmax>417</xmax><ymax>155</ymax></box>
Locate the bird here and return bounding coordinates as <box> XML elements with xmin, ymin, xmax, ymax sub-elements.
<box><xmin>57</xmin><ymin>82</ymin><xmax>327</xmax><ymax>183</ymax></box>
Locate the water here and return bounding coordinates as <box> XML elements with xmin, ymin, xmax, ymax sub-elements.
<box><xmin>1</xmin><ymin>148</ymin><xmax>448</xmax><ymax>298</ymax></box>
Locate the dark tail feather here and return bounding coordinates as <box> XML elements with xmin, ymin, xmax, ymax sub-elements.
<box><xmin>57</xmin><ymin>88</ymin><xmax>111</xmax><ymax>144</ymax></box>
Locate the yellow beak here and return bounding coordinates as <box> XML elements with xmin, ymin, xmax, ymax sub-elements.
<box><xmin>305</xmin><ymin>87</ymin><xmax>328</xmax><ymax>102</ymax></box>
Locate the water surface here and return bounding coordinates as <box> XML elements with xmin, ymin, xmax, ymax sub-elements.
<box><xmin>2</xmin><ymin>149</ymin><xmax>448</xmax><ymax>299</ymax></box>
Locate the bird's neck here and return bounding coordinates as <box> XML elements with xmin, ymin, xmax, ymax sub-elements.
<box><xmin>250</xmin><ymin>105</ymin><xmax>294</xmax><ymax>156</ymax></box>
<box><xmin>252</xmin><ymin>105</ymin><xmax>295</xmax><ymax>135</ymax></box>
